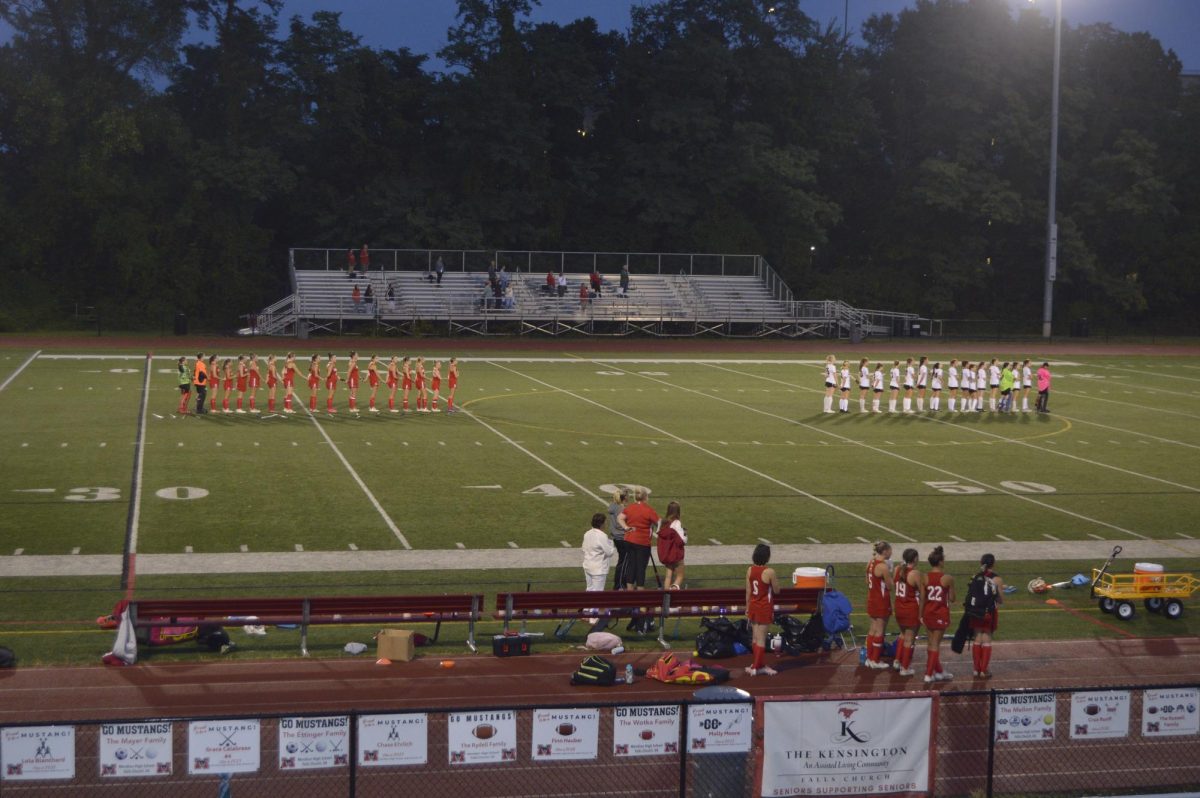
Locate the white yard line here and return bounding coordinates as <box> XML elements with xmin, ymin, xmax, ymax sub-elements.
<box><xmin>487</xmin><ymin>361</ymin><xmax>908</xmax><ymax>540</ymax></box>
<box><xmin>125</xmin><ymin>355</ymin><xmax>153</xmax><ymax>558</ymax></box>
<box><xmin>0</xmin><ymin>350</ymin><xmax>41</xmax><ymax>393</ymax></box>
<box><xmin>304</xmin><ymin>410</ymin><xmax>411</xmax><ymax>549</ymax></box>
<box><xmin>695</xmin><ymin>363</ymin><xmax>1151</xmax><ymax>540</ymax></box>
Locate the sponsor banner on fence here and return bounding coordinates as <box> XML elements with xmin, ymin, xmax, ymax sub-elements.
<box><xmin>1</xmin><ymin>726</ymin><xmax>75</xmax><ymax>781</ymax></box>
<box><xmin>761</xmin><ymin>696</ymin><xmax>932</xmax><ymax>797</ymax></box>
<box><xmin>613</xmin><ymin>705</ymin><xmax>681</xmax><ymax>757</ymax></box>
<box><xmin>187</xmin><ymin>720</ymin><xmax>260</xmax><ymax>774</ymax></box>
<box><xmin>531</xmin><ymin>708</ymin><xmax>600</xmax><ymax>761</ymax></box>
<box><xmin>278</xmin><ymin>716</ymin><xmax>350</xmax><ymax>771</ymax></box>
<box><xmin>99</xmin><ymin>722</ymin><xmax>173</xmax><ymax>777</ymax></box>
<box><xmin>448</xmin><ymin>711</ymin><xmax>517</xmax><ymax>765</ymax></box>
<box><xmin>357</xmin><ymin>714</ymin><xmax>427</xmax><ymax>767</ymax></box>
<box><xmin>994</xmin><ymin>692</ymin><xmax>1056</xmax><ymax>743</ymax></box>
<box><xmin>688</xmin><ymin>704</ymin><xmax>752</xmax><ymax>754</ymax></box>
<box><xmin>1142</xmin><ymin>688</ymin><xmax>1199</xmax><ymax>737</ymax></box>
<box><xmin>1070</xmin><ymin>691</ymin><xmax>1131</xmax><ymax>739</ymax></box>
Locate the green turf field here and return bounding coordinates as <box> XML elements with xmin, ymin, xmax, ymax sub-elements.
<box><xmin>1</xmin><ymin>345</ymin><xmax>1198</xmax><ymax>663</ymax></box>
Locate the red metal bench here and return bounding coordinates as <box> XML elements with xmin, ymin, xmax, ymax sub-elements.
<box><xmin>128</xmin><ymin>594</ymin><xmax>484</xmax><ymax>656</ymax></box>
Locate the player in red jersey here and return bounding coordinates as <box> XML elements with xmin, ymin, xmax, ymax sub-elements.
<box><xmin>745</xmin><ymin>544</ymin><xmax>780</xmax><ymax>676</ymax></box>
<box><xmin>415</xmin><ymin>356</ymin><xmax>428</xmax><ymax>412</ymax></box>
<box><xmin>892</xmin><ymin>548</ymin><xmax>922</xmax><ymax>677</ymax></box>
<box><xmin>400</xmin><ymin>356</ymin><xmax>413</xmax><ymax>412</ymax></box>
<box><xmin>265</xmin><ymin>355</ymin><xmax>279</xmax><ymax>413</ymax></box>
<box><xmin>386</xmin><ymin>356</ymin><xmax>400</xmax><ymax>412</ymax></box>
<box><xmin>920</xmin><ymin>546</ymin><xmax>955</xmax><ymax>683</ymax></box>
<box><xmin>366</xmin><ymin>355</ymin><xmax>380</xmax><ymax>412</ymax></box>
<box><xmin>221</xmin><ymin>358</ymin><xmax>234</xmax><ymax>413</ymax></box>
<box><xmin>345</xmin><ymin>351</ymin><xmax>360</xmax><ymax>413</ymax></box>
<box><xmin>446</xmin><ymin>357</ymin><xmax>459</xmax><ymax>413</ymax></box>
<box><xmin>282</xmin><ymin>352</ymin><xmax>299</xmax><ymax>413</ymax></box>
<box><xmin>863</xmin><ymin>540</ymin><xmax>894</xmax><ymax>669</ymax></box>
<box><xmin>234</xmin><ymin>355</ymin><xmax>248</xmax><ymax>413</ymax></box>
<box><xmin>969</xmin><ymin>553</ymin><xmax>1004</xmax><ymax>679</ymax></box>
<box><xmin>306</xmin><ymin>355</ymin><xmax>320</xmax><ymax>411</ymax></box>
<box><xmin>324</xmin><ymin>353</ymin><xmax>339</xmax><ymax>413</ymax></box>
<box><xmin>207</xmin><ymin>355</ymin><xmax>220</xmax><ymax>412</ymax></box>
<box><xmin>430</xmin><ymin>360</ymin><xmax>442</xmax><ymax>412</ymax></box>
<box><xmin>247</xmin><ymin>353</ymin><xmax>261</xmax><ymax>413</ymax></box>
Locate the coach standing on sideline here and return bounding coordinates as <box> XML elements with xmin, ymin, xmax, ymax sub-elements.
<box><xmin>621</xmin><ymin>488</ymin><xmax>659</xmax><ymax>591</ymax></box>
<box><xmin>193</xmin><ymin>353</ymin><xmax>208</xmax><ymax>415</ymax></box>
<box><xmin>1036</xmin><ymin>362</ymin><xmax>1052</xmax><ymax>413</ymax></box>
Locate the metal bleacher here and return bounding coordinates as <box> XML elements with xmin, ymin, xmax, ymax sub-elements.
<box><xmin>247</xmin><ymin>249</ymin><xmax>925</xmax><ymax>339</ymax></box>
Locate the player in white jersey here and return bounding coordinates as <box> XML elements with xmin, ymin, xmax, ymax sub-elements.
<box><xmin>963</xmin><ymin>362</ymin><xmax>975</xmax><ymax>411</ymax></box>
<box><xmin>916</xmin><ymin>356</ymin><xmax>929</xmax><ymax>412</ymax></box>
<box><xmin>888</xmin><ymin>360</ymin><xmax>901</xmax><ymax>413</ymax></box>
<box><xmin>871</xmin><ymin>363</ymin><xmax>885</xmax><ymax>413</ymax></box>
<box><xmin>979</xmin><ymin>361</ymin><xmax>991</xmax><ymax>411</ymax></box>
<box><xmin>823</xmin><ymin>354</ymin><xmax>837</xmax><ymax>414</ymax></box>
<box><xmin>839</xmin><ymin>361</ymin><xmax>852</xmax><ymax>413</ymax></box>
<box><xmin>902</xmin><ymin>358</ymin><xmax>916</xmax><ymax>414</ymax></box>
<box><xmin>930</xmin><ymin>362</ymin><xmax>943</xmax><ymax>410</ymax></box>
<box><xmin>988</xmin><ymin>359</ymin><xmax>1001</xmax><ymax>411</ymax></box>
<box><xmin>858</xmin><ymin>358</ymin><xmax>871</xmax><ymax>413</ymax></box>
<box><xmin>1021</xmin><ymin>359</ymin><xmax>1033</xmax><ymax>412</ymax></box>
<box><xmin>947</xmin><ymin>359</ymin><xmax>960</xmax><ymax>412</ymax></box>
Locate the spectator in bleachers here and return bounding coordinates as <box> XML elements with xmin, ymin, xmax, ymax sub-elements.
<box><xmin>545</xmin><ymin>270</ymin><xmax>556</xmax><ymax>294</ymax></box>
<box><xmin>590</xmin><ymin>269</ymin><xmax>603</xmax><ymax>297</ymax></box>
<box><xmin>346</xmin><ymin>248</ymin><xmax>357</xmax><ymax>278</ymax></box>
<box><xmin>435</xmin><ymin>256</ymin><xmax>445</xmax><ymax>285</ymax></box>
<box><xmin>363</xmin><ymin>283</ymin><xmax>374</xmax><ymax>313</ymax></box>
<box><xmin>556</xmin><ymin>272</ymin><xmax>568</xmax><ymax>297</ymax></box>
<box><xmin>502</xmin><ymin>285</ymin><xmax>515</xmax><ymax>309</ymax></box>
<box><xmin>579</xmin><ymin>281</ymin><xmax>589</xmax><ymax>310</ymax></box>
<box><xmin>386</xmin><ymin>282</ymin><xmax>396</xmax><ymax>312</ymax></box>
<box><xmin>360</xmin><ymin>244</ymin><xmax>370</xmax><ymax>272</ymax></box>
<box><xmin>619</xmin><ymin>263</ymin><xmax>630</xmax><ymax>296</ymax></box>
<box><xmin>488</xmin><ymin>259</ymin><xmax>497</xmax><ymax>284</ymax></box>
<box><xmin>351</xmin><ymin>283</ymin><xmax>361</xmax><ymax>310</ymax></box>
<box><xmin>424</xmin><ymin>262</ymin><xmax>436</xmax><ymax>282</ymax></box>
<box><xmin>498</xmin><ymin>265</ymin><xmax>510</xmax><ymax>292</ymax></box>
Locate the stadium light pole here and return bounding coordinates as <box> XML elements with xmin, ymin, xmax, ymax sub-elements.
<box><xmin>1040</xmin><ymin>0</ymin><xmax>1062</xmax><ymax>339</ymax></box>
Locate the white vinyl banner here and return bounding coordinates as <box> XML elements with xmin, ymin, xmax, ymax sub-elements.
<box><xmin>1</xmin><ymin>726</ymin><xmax>76</xmax><ymax>781</ymax></box>
<box><xmin>994</xmin><ymin>692</ymin><xmax>1056</xmax><ymax>742</ymax></box>
<box><xmin>357</xmin><ymin>714</ymin><xmax>427</xmax><ymax>767</ymax></box>
<box><xmin>613</xmin><ymin>705</ymin><xmax>681</xmax><ymax>757</ymax></box>
<box><xmin>447</xmin><ymin>711</ymin><xmax>517</xmax><ymax>765</ymax></box>
<box><xmin>1142</xmin><ymin>688</ymin><xmax>1199</xmax><ymax>737</ymax></box>
<box><xmin>278</xmin><ymin>716</ymin><xmax>350</xmax><ymax>771</ymax></box>
<box><xmin>187</xmin><ymin>720</ymin><xmax>260</xmax><ymax>774</ymax></box>
<box><xmin>99</xmin><ymin>722</ymin><xmax>173</xmax><ymax>777</ymax></box>
<box><xmin>1069</xmin><ymin>691</ymin><xmax>1131</xmax><ymax>740</ymax></box>
<box><xmin>761</xmin><ymin>697</ymin><xmax>932</xmax><ymax>797</ymax></box>
<box><xmin>531</xmin><ymin>708</ymin><xmax>600</xmax><ymax>761</ymax></box>
<box><xmin>688</xmin><ymin>704</ymin><xmax>752</xmax><ymax>754</ymax></box>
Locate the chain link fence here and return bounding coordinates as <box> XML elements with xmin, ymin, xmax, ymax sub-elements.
<box><xmin>1</xmin><ymin>683</ymin><xmax>1195</xmax><ymax>797</ymax></box>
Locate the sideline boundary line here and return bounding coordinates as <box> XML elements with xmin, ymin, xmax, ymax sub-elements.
<box><xmin>0</xmin><ymin>350</ymin><xmax>41</xmax><ymax>393</ymax></box>
<box><xmin>485</xmin><ymin>361</ymin><xmax>909</xmax><ymax>541</ymax></box>
<box><xmin>121</xmin><ymin>353</ymin><xmax>152</xmax><ymax>593</ymax></box>
<box><xmin>304</xmin><ymin>410</ymin><xmax>412</xmax><ymax>549</ymax></box>
<box><xmin>651</xmin><ymin>362</ymin><xmax>1151</xmax><ymax>541</ymax></box>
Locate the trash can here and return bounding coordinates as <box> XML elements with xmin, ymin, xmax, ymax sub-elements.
<box><xmin>689</xmin><ymin>685</ymin><xmax>754</xmax><ymax>798</ymax></box>
<box><xmin>849</xmin><ymin>322</ymin><xmax>863</xmax><ymax>345</ymax></box>
<box><xmin>892</xmin><ymin>318</ymin><xmax>908</xmax><ymax>338</ymax></box>
<box><xmin>173</xmin><ymin>313</ymin><xmax>188</xmax><ymax>336</ymax></box>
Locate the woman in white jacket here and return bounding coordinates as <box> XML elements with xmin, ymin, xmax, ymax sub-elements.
<box><xmin>582</xmin><ymin>512</ymin><xmax>616</xmax><ymax>621</ymax></box>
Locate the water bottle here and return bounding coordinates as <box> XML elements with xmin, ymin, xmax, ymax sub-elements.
<box><xmin>625</xmin><ymin>664</ymin><xmax>635</xmax><ymax>685</ymax></box>
<box><xmin>770</xmin><ymin>634</ymin><xmax>782</xmax><ymax>652</ymax></box>
<box><xmin>859</xmin><ymin>645</ymin><xmax>867</xmax><ymax>666</ymax></box>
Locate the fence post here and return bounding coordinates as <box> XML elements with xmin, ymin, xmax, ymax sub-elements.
<box><xmin>986</xmin><ymin>689</ymin><xmax>997</xmax><ymax>798</ymax></box>
<box><xmin>349</xmin><ymin>709</ymin><xmax>358</xmax><ymax>797</ymax></box>
<box><xmin>678</xmin><ymin>701</ymin><xmax>689</xmax><ymax>798</ymax></box>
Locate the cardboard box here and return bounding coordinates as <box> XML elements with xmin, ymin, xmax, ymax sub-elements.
<box><xmin>376</xmin><ymin>629</ymin><xmax>416</xmax><ymax>662</ymax></box>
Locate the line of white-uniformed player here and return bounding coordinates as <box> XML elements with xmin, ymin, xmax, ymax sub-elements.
<box><xmin>822</xmin><ymin>355</ymin><xmax>1036</xmax><ymax>414</ymax></box>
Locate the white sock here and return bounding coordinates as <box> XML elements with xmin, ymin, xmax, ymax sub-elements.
<box><xmin>824</xmin><ymin>395</ymin><xmax>833</xmax><ymax>412</ymax></box>
<box><xmin>917</xmin><ymin>398</ymin><xmax>924</xmax><ymax>411</ymax></box>
<box><xmin>990</xmin><ymin>397</ymin><xmax>996</xmax><ymax>411</ymax></box>
<box><xmin>931</xmin><ymin>397</ymin><xmax>939</xmax><ymax>410</ymax></box>
<box><xmin>859</xmin><ymin>399</ymin><xmax>866</xmax><ymax>412</ymax></box>
<box><xmin>839</xmin><ymin>398</ymin><xmax>847</xmax><ymax>411</ymax></box>
<box><xmin>949</xmin><ymin>398</ymin><xmax>956</xmax><ymax>411</ymax></box>
<box><xmin>903</xmin><ymin>398</ymin><xmax>911</xmax><ymax>412</ymax></box>
<box><xmin>872</xmin><ymin>399</ymin><xmax>880</xmax><ymax>412</ymax></box>
<box><xmin>889</xmin><ymin>399</ymin><xmax>896</xmax><ymax>412</ymax></box>
<box><xmin>1022</xmin><ymin>397</ymin><xmax>1028</xmax><ymax>410</ymax></box>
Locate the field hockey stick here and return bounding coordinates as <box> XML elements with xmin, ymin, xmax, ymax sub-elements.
<box><xmin>648</xmin><ymin>547</ymin><xmax>664</xmax><ymax>589</ymax></box>
<box><xmin>1090</xmin><ymin>545</ymin><xmax>1122</xmax><ymax>597</ymax></box>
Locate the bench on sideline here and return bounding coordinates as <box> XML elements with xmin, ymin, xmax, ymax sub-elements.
<box><xmin>128</xmin><ymin>594</ymin><xmax>485</xmax><ymax>656</ymax></box>
<box><xmin>494</xmin><ymin>587</ymin><xmax>821</xmax><ymax>649</ymax></box>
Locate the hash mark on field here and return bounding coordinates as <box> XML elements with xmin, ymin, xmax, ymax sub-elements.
<box><xmin>215</xmin><ymin>441</ymin><xmax>222</xmax><ymax>447</ymax></box>
<box><xmin>615</xmin><ymin>441</ymin><xmax>624</xmax><ymax>446</ymax></box>
<box><xmin>996</xmin><ymin>534</ymin><xmax>1014</xmax><ymax>542</ymax></box>
<box><xmin>1087</xmin><ymin>534</ymin><xmax>1105</xmax><ymax>541</ymax></box>
<box><xmin>21</xmin><ymin>443</ymin><xmax>27</xmax><ymax>447</ymax></box>
<box><xmin>752</xmin><ymin>440</ymin><xmax>762</xmax><ymax>445</ymax></box>
<box><xmin>1078</xmin><ymin>440</ymin><xmax>1089</xmax><ymax>445</ymax></box>
<box><xmin>1108</xmin><ymin>440</ymin><xmax>1121</xmax><ymax>445</ymax></box>
<box><xmin>239</xmin><ymin>544</ymin><xmax>249</xmax><ymax>552</ymax></box>
<box><xmin>60</xmin><ymin>443</ymin><xmax>67</xmax><ymax>448</ymax></box>
<box><xmin>456</xmin><ymin>542</ymin><xmax>465</xmax><ymax>549</ymax></box>
<box><xmin>1042</xmin><ymin>534</ymin><xmax>1060</xmax><ymax>541</ymax></box>
<box><xmin>100</xmin><ymin>442</ymin><xmax>106</xmax><ymax>448</ymax></box>
<box><xmin>580</xmin><ymin>440</ymin><xmax>589</xmax><ymax>445</ymax></box>
<box><xmin>177</xmin><ymin>441</ymin><xmax>183</xmax><ymax>447</ymax></box>
<box><xmin>349</xmin><ymin>543</ymin><xmax>358</xmax><ymax>550</ymax></box>
<box><xmin>439</xmin><ymin>441</ymin><xmax>446</xmax><ymax>446</ymax></box>
<box><xmin>364</xmin><ymin>441</ymin><xmax>371</xmax><ymax>446</ymax></box>
<box><xmin>13</xmin><ymin>549</ymin><xmax>22</xmax><ymax>556</ymax></box>
<box><xmin>476</xmin><ymin>441</ymin><xmax>483</xmax><ymax>446</ymax></box>
<box><xmin>950</xmin><ymin>535</ymin><xmax>965</xmax><ymax>542</ymax></box>
<box><xmin>292</xmin><ymin>441</ymin><xmax>298</xmax><ymax>446</ymax></box>
<box><xmin>1177</xmin><ymin>533</ymin><xmax>1194</xmax><ymax>540</ymax></box>
<box><xmin>758</xmin><ymin>538</ymin><xmax>773</xmax><ymax>545</ymax></box>
<box><xmin>709</xmin><ymin>538</ymin><xmax>723</xmax><ymax>545</ymax></box>
<box><xmin>545</xmin><ymin>441</ymin><xmax>553</xmax><ymax>446</ymax></box>
<box><xmin>71</xmin><ymin>547</ymin><xmax>80</xmax><ymax>555</ymax></box>
<box><xmin>402</xmin><ymin>441</ymin><xmax>408</xmax><ymax>446</ymax></box>
<box><xmin>650</xmin><ymin>440</ymin><xmax>658</xmax><ymax>446</ymax></box>
<box><xmin>507</xmin><ymin>541</ymin><xmax>519</xmax><ymax>549</ymax></box>
<box><xmin>185</xmin><ymin>546</ymin><xmax>193</xmax><ymax>553</ymax></box>
<box><xmin>254</xmin><ymin>441</ymin><xmax>260</xmax><ymax>447</ymax></box>
<box><xmin>560</xmin><ymin>540</ymin><xmax>572</xmax><ymax>548</ymax></box>
<box><xmin>819</xmin><ymin>441</ymin><xmax>829</xmax><ymax>445</ymax></box>
<box><xmin>807</xmin><ymin>537</ymin><xmax>821</xmax><ymax>544</ymax></box>
<box><xmin>884</xmin><ymin>440</ymin><xmax>895</xmax><ymax>445</ymax></box>
<box><xmin>856</xmin><ymin>536</ymin><xmax>871</xmax><ymax>544</ymax></box>
<box><xmin>294</xmin><ymin>544</ymin><xmax>304</xmax><ymax>552</ymax></box>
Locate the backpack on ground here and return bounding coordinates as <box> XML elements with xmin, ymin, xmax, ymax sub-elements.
<box><xmin>964</xmin><ymin>573</ymin><xmax>998</xmax><ymax>619</ymax></box>
<box><xmin>571</xmin><ymin>655</ymin><xmax>617</xmax><ymax>686</ymax></box>
<box><xmin>694</xmin><ymin>617</ymin><xmax>751</xmax><ymax>659</ymax></box>
<box><xmin>776</xmin><ymin>613</ymin><xmax>826</xmax><ymax>654</ymax></box>
<box><xmin>0</xmin><ymin>646</ymin><xmax>15</xmax><ymax>669</ymax></box>
<box><xmin>820</xmin><ymin>589</ymin><xmax>852</xmax><ymax>634</ymax></box>
<box><xmin>645</xmin><ymin>652</ymin><xmax>729</xmax><ymax>685</ymax></box>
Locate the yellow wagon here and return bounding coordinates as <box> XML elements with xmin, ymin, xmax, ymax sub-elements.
<box><xmin>1091</xmin><ymin>568</ymin><xmax>1200</xmax><ymax>621</ymax></box>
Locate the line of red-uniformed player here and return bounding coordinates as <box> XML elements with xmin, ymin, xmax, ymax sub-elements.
<box><xmin>177</xmin><ymin>353</ymin><xmax>460</xmax><ymax>415</ymax></box>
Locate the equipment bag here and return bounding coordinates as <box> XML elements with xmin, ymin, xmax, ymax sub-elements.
<box><xmin>571</xmin><ymin>655</ymin><xmax>617</xmax><ymax>686</ymax></box>
<box><xmin>820</xmin><ymin>589</ymin><xmax>852</xmax><ymax>634</ymax></box>
<box><xmin>964</xmin><ymin>573</ymin><xmax>998</xmax><ymax>619</ymax></box>
<box><xmin>645</xmin><ymin>652</ymin><xmax>729</xmax><ymax>685</ymax></box>
<box><xmin>694</xmin><ymin>617</ymin><xmax>751</xmax><ymax>659</ymax></box>
<box><xmin>0</xmin><ymin>646</ymin><xmax>15</xmax><ymax>668</ymax></box>
<box><xmin>776</xmin><ymin>613</ymin><xmax>826</xmax><ymax>654</ymax></box>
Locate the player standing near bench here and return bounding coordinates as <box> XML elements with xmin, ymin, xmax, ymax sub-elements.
<box><xmin>921</xmin><ymin>546</ymin><xmax>954</xmax><ymax>683</ymax></box>
<box><xmin>970</xmin><ymin>554</ymin><xmax>1004</xmax><ymax>678</ymax></box>
<box><xmin>892</xmin><ymin>548</ymin><xmax>921</xmax><ymax>677</ymax></box>
<box><xmin>863</xmin><ymin>540</ymin><xmax>893</xmax><ymax>669</ymax></box>
<box><xmin>177</xmin><ymin>356</ymin><xmax>192</xmax><ymax>415</ymax></box>
<box><xmin>745</xmin><ymin>543</ymin><xmax>780</xmax><ymax>677</ymax></box>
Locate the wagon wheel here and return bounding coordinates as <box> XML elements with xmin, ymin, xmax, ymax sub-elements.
<box><xmin>1115</xmin><ymin>601</ymin><xmax>1135</xmax><ymax>621</ymax></box>
<box><xmin>1144</xmin><ymin>598</ymin><xmax>1164</xmax><ymax>613</ymax></box>
<box><xmin>1099</xmin><ymin>597</ymin><xmax>1116</xmax><ymax>614</ymax></box>
<box><xmin>1164</xmin><ymin>600</ymin><xmax>1184</xmax><ymax>620</ymax></box>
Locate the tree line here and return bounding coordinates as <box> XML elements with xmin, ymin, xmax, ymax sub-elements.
<box><xmin>0</xmin><ymin>0</ymin><xmax>1196</xmax><ymax>333</ymax></box>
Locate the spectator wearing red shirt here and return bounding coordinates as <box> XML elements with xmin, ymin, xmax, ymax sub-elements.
<box><xmin>621</xmin><ymin>488</ymin><xmax>659</xmax><ymax>590</ymax></box>
<box><xmin>359</xmin><ymin>244</ymin><xmax>370</xmax><ymax>272</ymax></box>
<box><xmin>346</xmin><ymin>248</ymin><xmax>357</xmax><ymax>277</ymax></box>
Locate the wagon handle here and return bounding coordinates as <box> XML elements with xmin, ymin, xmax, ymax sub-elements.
<box><xmin>1091</xmin><ymin>545</ymin><xmax>1123</xmax><ymax>598</ymax></box>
